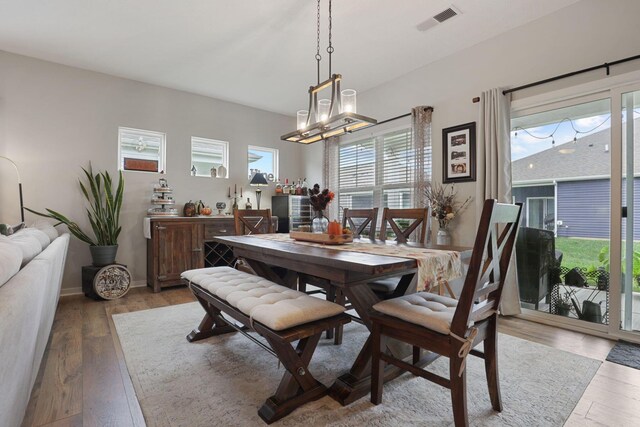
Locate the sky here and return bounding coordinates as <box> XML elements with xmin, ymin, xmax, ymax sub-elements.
<box><xmin>510</xmin><ymin>110</ymin><xmax>640</xmax><ymax>161</ymax></box>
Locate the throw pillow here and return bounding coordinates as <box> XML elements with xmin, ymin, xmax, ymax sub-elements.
<box><xmin>0</xmin><ymin>240</ymin><xmax>23</xmax><ymax>288</ymax></box>
<box><xmin>19</xmin><ymin>228</ymin><xmax>51</xmax><ymax>250</ymax></box>
<box><xmin>7</xmin><ymin>232</ymin><xmax>42</xmax><ymax>267</ymax></box>
<box><xmin>31</xmin><ymin>220</ymin><xmax>59</xmax><ymax>241</ymax></box>
<box><xmin>0</xmin><ymin>222</ymin><xmax>25</xmax><ymax>236</ymax></box>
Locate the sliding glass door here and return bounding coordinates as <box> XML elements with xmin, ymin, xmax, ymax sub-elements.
<box><xmin>619</xmin><ymin>88</ymin><xmax>640</xmax><ymax>333</ymax></box>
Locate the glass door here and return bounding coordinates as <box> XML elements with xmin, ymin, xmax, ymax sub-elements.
<box><xmin>619</xmin><ymin>89</ymin><xmax>640</xmax><ymax>333</ymax></box>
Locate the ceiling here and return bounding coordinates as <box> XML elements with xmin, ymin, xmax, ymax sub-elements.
<box><xmin>0</xmin><ymin>0</ymin><xmax>580</xmax><ymax>116</ymax></box>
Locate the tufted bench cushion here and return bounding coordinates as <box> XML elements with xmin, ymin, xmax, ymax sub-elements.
<box><xmin>372</xmin><ymin>292</ymin><xmax>459</xmax><ymax>335</ymax></box>
<box><xmin>182</xmin><ymin>266</ymin><xmax>345</xmax><ymax>331</ymax></box>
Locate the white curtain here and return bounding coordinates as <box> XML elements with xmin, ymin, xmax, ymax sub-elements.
<box><xmin>476</xmin><ymin>88</ymin><xmax>520</xmax><ymax>316</ymax></box>
<box><xmin>323</xmin><ymin>136</ymin><xmax>340</xmax><ymax>221</ymax></box>
<box><xmin>412</xmin><ymin>106</ymin><xmax>433</xmax><ymax>243</ymax></box>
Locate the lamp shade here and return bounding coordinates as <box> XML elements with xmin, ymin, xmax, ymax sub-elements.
<box><xmin>249</xmin><ymin>172</ymin><xmax>269</xmax><ymax>186</ymax></box>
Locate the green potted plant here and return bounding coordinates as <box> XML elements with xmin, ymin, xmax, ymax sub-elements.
<box><xmin>556</xmin><ymin>292</ymin><xmax>573</xmax><ymax>316</ymax></box>
<box><xmin>27</xmin><ymin>164</ymin><xmax>124</xmax><ymax>266</ymax></box>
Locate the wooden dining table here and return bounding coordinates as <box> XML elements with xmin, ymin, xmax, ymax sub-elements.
<box><xmin>213</xmin><ymin>234</ymin><xmax>470</xmax><ymax>405</ymax></box>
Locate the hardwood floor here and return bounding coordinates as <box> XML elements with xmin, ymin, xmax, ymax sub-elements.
<box><xmin>22</xmin><ymin>286</ymin><xmax>640</xmax><ymax>427</ymax></box>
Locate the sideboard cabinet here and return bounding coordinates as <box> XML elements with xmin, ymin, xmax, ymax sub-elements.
<box><xmin>147</xmin><ymin>217</ymin><xmax>236</xmax><ymax>292</ymax></box>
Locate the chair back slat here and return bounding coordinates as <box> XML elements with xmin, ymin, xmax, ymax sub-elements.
<box><xmin>342</xmin><ymin>208</ymin><xmax>379</xmax><ymax>239</ymax></box>
<box><xmin>234</xmin><ymin>209</ymin><xmax>274</xmax><ymax>235</ymax></box>
<box><xmin>379</xmin><ymin>208</ymin><xmax>431</xmax><ymax>244</ymax></box>
<box><xmin>451</xmin><ymin>200</ymin><xmax>522</xmax><ymax>336</ymax></box>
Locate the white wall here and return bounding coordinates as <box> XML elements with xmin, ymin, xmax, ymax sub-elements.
<box><xmin>303</xmin><ymin>0</ymin><xmax>640</xmax><ymax>246</ymax></box>
<box><xmin>0</xmin><ymin>51</ymin><xmax>303</xmax><ymax>290</ymax></box>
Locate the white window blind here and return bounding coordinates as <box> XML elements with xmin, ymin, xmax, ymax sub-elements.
<box><xmin>338</xmin><ymin>128</ymin><xmax>431</xmax><ymax>216</ymax></box>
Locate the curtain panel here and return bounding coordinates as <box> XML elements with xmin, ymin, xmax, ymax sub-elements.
<box><xmin>476</xmin><ymin>88</ymin><xmax>520</xmax><ymax>316</ymax></box>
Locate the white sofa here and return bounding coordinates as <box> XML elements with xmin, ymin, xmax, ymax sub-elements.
<box><xmin>0</xmin><ymin>224</ymin><xmax>69</xmax><ymax>427</ymax></box>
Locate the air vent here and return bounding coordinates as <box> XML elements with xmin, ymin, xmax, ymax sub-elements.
<box><xmin>416</xmin><ymin>6</ymin><xmax>461</xmax><ymax>32</ymax></box>
<box><xmin>433</xmin><ymin>7</ymin><xmax>458</xmax><ymax>23</ymax></box>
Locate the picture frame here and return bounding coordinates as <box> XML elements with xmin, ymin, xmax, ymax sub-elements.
<box><xmin>442</xmin><ymin>122</ymin><xmax>476</xmax><ymax>183</ymax></box>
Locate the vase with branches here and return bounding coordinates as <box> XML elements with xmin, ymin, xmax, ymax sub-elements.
<box><xmin>308</xmin><ymin>184</ymin><xmax>334</xmax><ymax>233</ymax></box>
<box><xmin>424</xmin><ymin>182</ymin><xmax>471</xmax><ymax>244</ymax></box>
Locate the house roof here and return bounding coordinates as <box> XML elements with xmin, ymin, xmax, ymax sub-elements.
<box><xmin>512</xmin><ymin>118</ymin><xmax>640</xmax><ymax>183</ymax></box>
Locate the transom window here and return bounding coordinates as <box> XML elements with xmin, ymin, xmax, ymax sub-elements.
<box><xmin>118</xmin><ymin>127</ymin><xmax>166</xmax><ymax>173</ymax></box>
<box><xmin>191</xmin><ymin>137</ymin><xmax>229</xmax><ymax>178</ymax></box>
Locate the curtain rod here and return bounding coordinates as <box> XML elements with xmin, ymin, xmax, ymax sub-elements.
<box><xmin>471</xmin><ymin>53</ymin><xmax>640</xmax><ymax>103</ymax></box>
<box><xmin>375</xmin><ymin>106</ymin><xmax>434</xmax><ymax>126</ymax></box>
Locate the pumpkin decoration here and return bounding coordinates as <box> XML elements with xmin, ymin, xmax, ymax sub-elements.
<box><xmin>183</xmin><ymin>200</ymin><xmax>196</xmax><ymax>217</ymax></box>
<box><xmin>201</xmin><ymin>206</ymin><xmax>213</xmax><ymax>216</ymax></box>
<box><xmin>327</xmin><ymin>220</ymin><xmax>342</xmax><ymax>236</ymax></box>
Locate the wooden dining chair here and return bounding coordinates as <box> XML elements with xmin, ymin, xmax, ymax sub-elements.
<box><xmin>370</xmin><ymin>199</ymin><xmax>523</xmax><ymax>427</ymax></box>
<box><xmin>342</xmin><ymin>207</ymin><xmax>379</xmax><ymax>239</ymax></box>
<box><xmin>233</xmin><ymin>209</ymin><xmax>274</xmax><ymax>275</ymax></box>
<box><xmin>379</xmin><ymin>207</ymin><xmax>431</xmax><ymax>244</ymax></box>
<box><xmin>369</xmin><ymin>207</ymin><xmax>431</xmax><ymax>298</ymax></box>
<box><xmin>234</xmin><ymin>209</ymin><xmax>274</xmax><ymax>235</ymax></box>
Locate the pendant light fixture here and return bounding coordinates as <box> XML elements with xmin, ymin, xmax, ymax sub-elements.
<box><xmin>281</xmin><ymin>0</ymin><xmax>377</xmax><ymax>144</ymax></box>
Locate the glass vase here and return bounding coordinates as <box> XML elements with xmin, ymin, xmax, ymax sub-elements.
<box><xmin>312</xmin><ymin>210</ymin><xmax>329</xmax><ymax>233</ymax></box>
<box><xmin>436</xmin><ymin>228</ymin><xmax>451</xmax><ymax>245</ymax></box>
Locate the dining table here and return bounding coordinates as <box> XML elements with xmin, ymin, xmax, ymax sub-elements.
<box><xmin>212</xmin><ymin>233</ymin><xmax>470</xmax><ymax>405</ymax></box>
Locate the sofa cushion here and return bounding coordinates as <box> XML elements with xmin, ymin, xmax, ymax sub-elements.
<box><xmin>19</xmin><ymin>228</ymin><xmax>51</xmax><ymax>251</ymax></box>
<box><xmin>6</xmin><ymin>232</ymin><xmax>42</xmax><ymax>267</ymax></box>
<box><xmin>0</xmin><ymin>240</ymin><xmax>22</xmax><ymax>288</ymax></box>
<box><xmin>31</xmin><ymin>220</ymin><xmax>59</xmax><ymax>242</ymax></box>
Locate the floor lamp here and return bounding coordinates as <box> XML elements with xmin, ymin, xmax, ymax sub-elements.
<box><xmin>249</xmin><ymin>172</ymin><xmax>269</xmax><ymax>210</ymax></box>
<box><xmin>0</xmin><ymin>156</ymin><xmax>24</xmax><ymax>223</ymax></box>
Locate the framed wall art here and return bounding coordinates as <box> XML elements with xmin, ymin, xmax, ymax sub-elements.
<box><xmin>442</xmin><ymin>122</ymin><xmax>476</xmax><ymax>183</ymax></box>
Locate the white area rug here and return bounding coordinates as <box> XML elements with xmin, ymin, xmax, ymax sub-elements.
<box><xmin>113</xmin><ymin>302</ymin><xmax>600</xmax><ymax>427</ymax></box>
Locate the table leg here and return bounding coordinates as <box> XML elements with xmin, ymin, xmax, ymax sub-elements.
<box><xmin>329</xmin><ymin>272</ymin><xmax>421</xmax><ymax>405</ymax></box>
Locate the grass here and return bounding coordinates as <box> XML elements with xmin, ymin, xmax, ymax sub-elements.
<box><xmin>554</xmin><ymin>237</ymin><xmax>640</xmax><ymax>291</ymax></box>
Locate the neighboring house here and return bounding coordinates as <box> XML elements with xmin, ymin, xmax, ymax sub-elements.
<box><xmin>512</xmin><ymin>119</ymin><xmax>640</xmax><ymax>239</ymax></box>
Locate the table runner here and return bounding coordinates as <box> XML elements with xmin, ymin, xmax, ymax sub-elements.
<box><xmin>251</xmin><ymin>233</ymin><xmax>463</xmax><ymax>292</ymax></box>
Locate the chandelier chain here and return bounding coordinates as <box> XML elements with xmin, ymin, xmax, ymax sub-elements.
<box><xmin>315</xmin><ymin>0</ymin><xmax>321</xmax><ymax>84</ymax></box>
<box><xmin>327</xmin><ymin>0</ymin><xmax>333</xmax><ymax>77</ymax></box>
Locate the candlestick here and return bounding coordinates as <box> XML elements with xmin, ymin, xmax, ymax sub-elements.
<box><xmin>227</xmin><ymin>186</ymin><xmax>231</xmax><ymax>198</ymax></box>
<box><xmin>240</xmin><ymin>187</ymin><xmax>243</xmax><ymax>197</ymax></box>
<box><xmin>234</xmin><ymin>184</ymin><xmax>237</xmax><ymax>194</ymax></box>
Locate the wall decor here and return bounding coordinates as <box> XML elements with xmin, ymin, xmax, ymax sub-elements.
<box><xmin>442</xmin><ymin>122</ymin><xmax>476</xmax><ymax>183</ymax></box>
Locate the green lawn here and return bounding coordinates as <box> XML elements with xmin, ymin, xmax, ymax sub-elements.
<box><xmin>554</xmin><ymin>237</ymin><xmax>640</xmax><ymax>291</ymax></box>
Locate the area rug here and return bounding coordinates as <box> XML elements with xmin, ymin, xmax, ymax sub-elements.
<box><xmin>606</xmin><ymin>340</ymin><xmax>640</xmax><ymax>370</ymax></box>
<box><xmin>113</xmin><ymin>302</ymin><xmax>601</xmax><ymax>427</ymax></box>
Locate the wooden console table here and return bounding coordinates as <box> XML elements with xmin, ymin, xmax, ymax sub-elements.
<box><xmin>146</xmin><ymin>217</ymin><xmax>236</xmax><ymax>292</ymax></box>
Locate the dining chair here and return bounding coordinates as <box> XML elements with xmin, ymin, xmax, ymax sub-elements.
<box><xmin>342</xmin><ymin>207</ymin><xmax>379</xmax><ymax>239</ymax></box>
<box><xmin>378</xmin><ymin>207</ymin><xmax>431</xmax><ymax>244</ymax></box>
<box><xmin>370</xmin><ymin>199</ymin><xmax>523</xmax><ymax>427</ymax></box>
<box><xmin>368</xmin><ymin>207</ymin><xmax>431</xmax><ymax>298</ymax></box>
<box><xmin>234</xmin><ymin>209</ymin><xmax>274</xmax><ymax>235</ymax></box>
<box><xmin>233</xmin><ymin>209</ymin><xmax>274</xmax><ymax>275</ymax></box>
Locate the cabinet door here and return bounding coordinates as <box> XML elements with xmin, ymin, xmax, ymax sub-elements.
<box><xmin>157</xmin><ymin>222</ymin><xmax>199</xmax><ymax>282</ymax></box>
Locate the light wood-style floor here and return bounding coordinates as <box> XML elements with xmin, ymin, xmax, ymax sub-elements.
<box><xmin>22</xmin><ymin>286</ymin><xmax>640</xmax><ymax>427</ymax></box>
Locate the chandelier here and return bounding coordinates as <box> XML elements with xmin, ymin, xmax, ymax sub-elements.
<box><xmin>281</xmin><ymin>0</ymin><xmax>377</xmax><ymax>144</ymax></box>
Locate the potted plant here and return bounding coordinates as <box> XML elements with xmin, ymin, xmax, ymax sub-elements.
<box><xmin>556</xmin><ymin>292</ymin><xmax>573</xmax><ymax>316</ymax></box>
<box><xmin>26</xmin><ymin>164</ymin><xmax>124</xmax><ymax>266</ymax></box>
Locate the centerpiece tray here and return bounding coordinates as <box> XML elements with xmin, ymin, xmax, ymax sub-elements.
<box><xmin>290</xmin><ymin>231</ymin><xmax>353</xmax><ymax>245</ymax></box>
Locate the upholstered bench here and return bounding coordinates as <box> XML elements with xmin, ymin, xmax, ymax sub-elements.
<box><xmin>181</xmin><ymin>266</ymin><xmax>350</xmax><ymax>424</ymax></box>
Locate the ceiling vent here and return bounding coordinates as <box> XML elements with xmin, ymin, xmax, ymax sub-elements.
<box><xmin>416</xmin><ymin>6</ymin><xmax>461</xmax><ymax>32</ymax></box>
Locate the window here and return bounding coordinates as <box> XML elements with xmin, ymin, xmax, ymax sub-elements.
<box><xmin>118</xmin><ymin>127</ymin><xmax>166</xmax><ymax>173</ymax></box>
<box><xmin>248</xmin><ymin>145</ymin><xmax>279</xmax><ymax>181</ymax></box>
<box><xmin>191</xmin><ymin>137</ymin><xmax>229</xmax><ymax>178</ymax></box>
<box><xmin>338</xmin><ymin>128</ymin><xmax>428</xmax><ymax>213</ymax></box>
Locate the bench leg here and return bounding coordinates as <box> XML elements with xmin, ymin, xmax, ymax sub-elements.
<box><xmin>186</xmin><ymin>292</ymin><xmax>236</xmax><ymax>342</ymax></box>
<box><xmin>258</xmin><ymin>333</ymin><xmax>327</xmax><ymax>424</ymax></box>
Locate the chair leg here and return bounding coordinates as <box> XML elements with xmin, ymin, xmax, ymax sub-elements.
<box><xmin>370</xmin><ymin>321</ymin><xmax>385</xmax><ymax>405</ymax></box>
<box><xmin>450</xmin><ymin>353</ymin><xmax>469</xmax><ymax>427</ymax></box>
<box><xmin>333</xmin><ymin>289</ymin><xmax>345</xmax><ymax>345</ymax></box>
<box><xmin>325</xmin><ymin>286</ymin><xmax>336</xmax><ymax>340</ymax></box>
<box><xmin>484</xmin><ymin>315</ymin><xmax>502</xmax><ymax>412</ymax></box>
